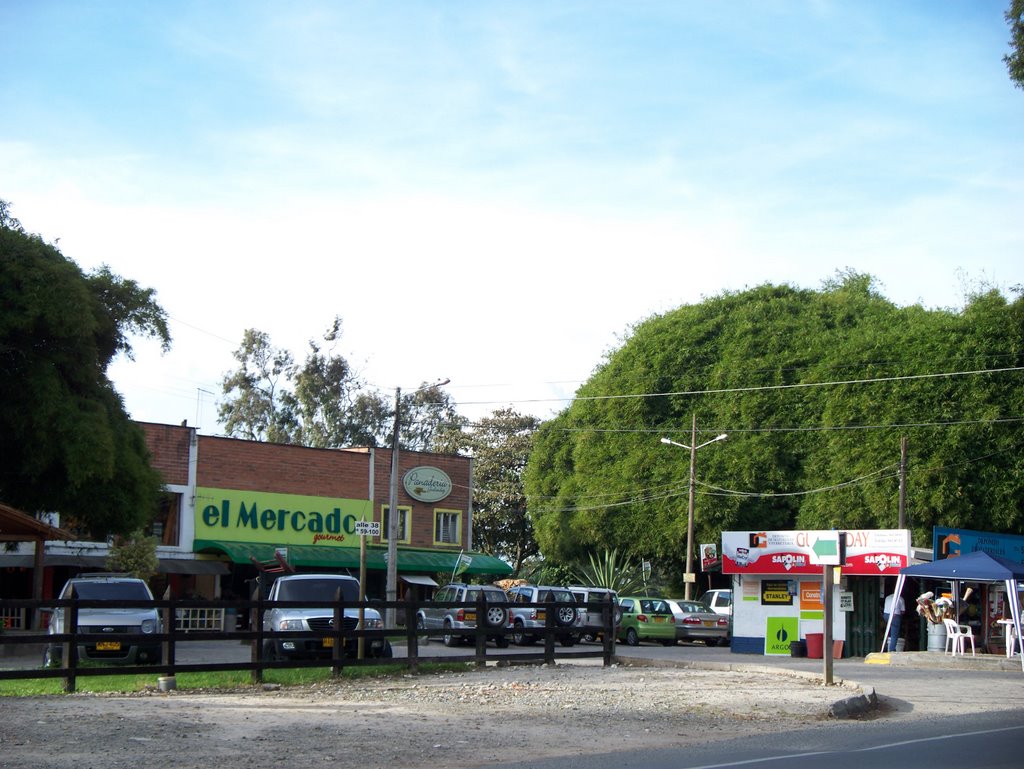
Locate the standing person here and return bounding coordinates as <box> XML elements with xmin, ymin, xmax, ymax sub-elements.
<box><xmin>883</xmin><ymin>590</ymin><xmax>906</xmax><ymax>652</ymax></box>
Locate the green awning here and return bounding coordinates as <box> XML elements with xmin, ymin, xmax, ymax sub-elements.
<box><xmin>193</xmin><ymin>540</ymin><xmax>512</xmax><ymax>576</ymax></box>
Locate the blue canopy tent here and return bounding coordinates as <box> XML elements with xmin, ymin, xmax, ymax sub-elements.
<box><xmin>883</xmin><ymin>551</ymin><xmax>1024</xmax><ymax>670</ymax></box>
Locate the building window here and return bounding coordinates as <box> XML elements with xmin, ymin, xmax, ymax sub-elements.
<box><xmin>433</xmin><ymin>509</ymin><xmax>461</xmax><ymax>546</ymax></box>
<box><xmin>152</xmin><ymin>492</ymin><xmax>181</xmax><ymax>546</ymax></box>
<box><xmin>381</xmin><ymin>505</ymin><xmax>411</xmax><ymax>544</ymax></box>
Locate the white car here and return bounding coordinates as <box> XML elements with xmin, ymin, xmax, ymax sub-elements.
<box><xmin>698</xmin><ymin>589</ymin><xmax>733</xmax><ymax>616</ymax></box>
<box><xmin>45</xmin><ymin>574</ymin><xmax>162</xmax><ymax>666</ymax></box>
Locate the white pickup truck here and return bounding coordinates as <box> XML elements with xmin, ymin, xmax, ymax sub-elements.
<box><xmin>262</xmin><ymin>573</ymin><xmax>392</xmax><ymax>660</ymax></box>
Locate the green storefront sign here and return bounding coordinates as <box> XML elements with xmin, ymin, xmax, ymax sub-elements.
<box><xmin>195</xmin><ymin>487</ymin><xmax>372</xmax><ymax>547</ymax></box>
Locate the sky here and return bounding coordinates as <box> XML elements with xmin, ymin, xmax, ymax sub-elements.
<box><xmin>3</xmin><ymin>1</ymin><xmax>1022</xmax><ymax>433</ymax></box>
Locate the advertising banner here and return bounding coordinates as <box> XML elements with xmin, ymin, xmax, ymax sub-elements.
<box><xmin>722</xmin><ymin>529</ymin><xmax>911</xmax><ymax>576</ymax></box>
<box><xmin>764</xmin><ymin>616</ymin><xmax>799</xmax><ymax>655</ymax></box>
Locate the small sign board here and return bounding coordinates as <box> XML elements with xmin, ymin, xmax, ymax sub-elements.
<box><xmin>839</xmin><ymin>591</ymin><xmax>854</xmax><ymax>612</ymax></box>
<box><xmin>354</xmin><ymin>520</ymin><xmax>381</xmax><ymax>537</ymax></box>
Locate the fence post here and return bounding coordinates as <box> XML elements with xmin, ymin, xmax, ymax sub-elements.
<box><xmin>331</xmin><ymin>588</ymin><xmax>345</xmax><ymax>678</ymax></box>
<box><xmin>602</xmin><ymin>594</ymin><xmax>615</xmax><ymax>666</ymax></box>
<box><xmin>251</xmin><ymin>586</ymin><xmax>263</xmax><ymax>685</ymax></box>
<box><xmin>543</xmin><ymin>597</ymin><xmax>556</xmax><ymax>665</ymax></box>
<box><xmin>162</xmin><ymin>596</ymin><xmax>175</xmax><ymax>675</ymax></box>
<box><xmin>62</xmin><ymin>595</ymin><xmax>78</xmax><ymax>694</ymax></box>
<box><xmin>474</xmin><ymin>592</ymin><xmax>487</xmax><ymax>666</ymax></box>
<box><xmin>405</xmin><ymin>599</ymin><xmax>419</xmax><ymax>673</ymax></box>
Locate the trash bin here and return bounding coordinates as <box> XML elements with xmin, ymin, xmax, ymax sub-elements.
<box><xmin>789</xmin><ymin>640</ymin><xmax>806</xmax><ymax>657</ymax></box>
<box><xmin>805</xmin><ymin>632</ymin><xmax>824</xmax><ymax>658</ymax></box>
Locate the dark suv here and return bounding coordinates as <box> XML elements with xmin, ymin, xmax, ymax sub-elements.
<box><xmin>44</xmin><ymin>574</ymin><xmax>162</xmax><ymax>666</ymax></box>
<box><xmin>415</xmin><ymin>583</ymin><xmax>510</xmax><ymax>647</ymax></box>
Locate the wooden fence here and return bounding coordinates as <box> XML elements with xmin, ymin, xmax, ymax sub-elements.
<box><xmin>0</xmin><ymin>594</ymin><xmax>618</xmax><ymax>693</ymax></box>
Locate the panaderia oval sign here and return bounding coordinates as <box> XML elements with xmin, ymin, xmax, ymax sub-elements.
<box><xmin>403</xmin><ymin>466</ymin><xmax>452</xmax><ymax>503</ymax></box>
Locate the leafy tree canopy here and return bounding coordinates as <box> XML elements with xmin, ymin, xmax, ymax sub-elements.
<box><xmin>434</xmin><ymin>408</ymin><xmax>540</xmax><ymax>572</ymax></box>
<box><xmin>0</xmin><ymin>201</ymin><xmax>170</xmax><ymax>537</ymax></box>
<box><xmin>219</xmin><ymin>320</ymin><xmax>459</xmax><ymax>451</ymax></box>
<box><xmin>524</xmin><ymin>272</ymin><xmax>1024</xmax><ymax>594</ymax></box>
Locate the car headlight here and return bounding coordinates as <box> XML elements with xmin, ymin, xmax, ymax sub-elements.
<box><xmin>363</xmin><ymin>617</ymin><xmax>383</xmax><ymax>630</ymax></box>
<box><xmin>278</xmin><ymin>619</ymin><xmax>305</xmax><ymax>631</ymax></box>
<box><xmin>141</xmin><ymin>619</ymin><xmax>158</xmax><ymax>634</ymax></box>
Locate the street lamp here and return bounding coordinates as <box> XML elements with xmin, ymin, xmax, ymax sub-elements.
<box><xmin>660</xmin><ymin>417</ymin><xmax>727</xmax><ymax>600</ymax></box>
<box><xmin>385</xmin><ymin>378</ymin><xmax>450</xmax><ymax>628</ymax></box>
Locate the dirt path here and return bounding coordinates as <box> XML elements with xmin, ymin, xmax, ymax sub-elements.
<box><xmin>0</xmin><ymin>661</ymin><xmax>876</xmax><ymax>769</ymax></box>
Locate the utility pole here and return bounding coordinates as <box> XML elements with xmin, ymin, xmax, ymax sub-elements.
<box><xmin>686</xmin><ymin>415</ymin><xmax>697</xmax><ymax>601</ymax></box>
<box><xmin>898</xmin><ymin>436</ymin><xmax>908</xmax><ymax>529</ymax></box>
<box><xmin>660</xmin><ymin>420</ymin><xmax>727</xmax><ymax>601</ymax></box>
<box><xmin>385</xmin><ymin>386</ymin><xmax>401</xmax><ymax>629</ymax></box>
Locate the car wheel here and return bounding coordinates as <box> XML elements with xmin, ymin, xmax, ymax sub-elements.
<box><xmin>262</xmin><ymin>639</ymin><xmax>278</xmax><ymax>661</ymax></box>
<box><xmin>376</xmin><ymin>640</ymin><xmax>394</xmax><ymax>658</ymax></box>
<box><xmin>443</xmin><ymin>620</ymin><xmax>459</xmax><ymax>648</ymax></box>
<box><xmin>494</xmin><ymin>636</ymin><xmax>510</xmax><ymax>648</ymax></box>
<box><xmin>555</xmin><ymin>605</ymin><xmax>578</xmax><ymax>627</ymax></box>
<box><xmin>582</xmin><ymin>633</ymin><xmax>597</xmax><ymax>643</ymax></box>
<box><xmin>706</xmin><ymin>638</ymin><xmax>720</xmax><ymax>647</ymax></box>
<box><xmin>559</xmin><ymin>635</ymin><xmax>576</xmax><ymax>647</ymax></box>
<box><xmin>660</xmin><ymin>639</ymin><xmax>675</xmax><ymax>646</ymax></box>
<box><xmin>626</xmin><ymin>627</ymin><xmax>640</xmax><ymax>646</ymax></box>
<box><xmin>42</xmin><ymin>645</ymin><xmax>60</xmax><ymax>668</ymax></box>
<box><xmin>512</xmin><ymin>620</ymin><xmax>533</xmax><ymax>646</ymax></box>
<box><xmin>484</xmin><ymin>605</ymin><xmax>508</xmax><ymax>628</ymax></box>
<box><xmin>416</xmin><ymin>615</ymin><xmax>430</xmax><ymax>646</ymax></box>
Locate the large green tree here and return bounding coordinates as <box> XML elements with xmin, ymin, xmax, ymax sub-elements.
<box><xmin>0</xmin><ymin>201</ymin><xmax>170</xmax><ymax>537</ymax></box>
<box><xmin>219</xmin><ymin>322</ymin><xmax>459</xmax><ymax>450</ymax></box>
<box><xmin>434</xmin><ymin>408</ymin><xmax>540</xmax><ymax>572</ymax></box>
<box><xmin>524</xmin><ymin>273</ymin><xmax>1024</xmax><ymax>590</ymax></box>
<box><xmin>1006</xmin><ymin>0</ymin><xmax>1024</xmax><ymax>89</ymax></box>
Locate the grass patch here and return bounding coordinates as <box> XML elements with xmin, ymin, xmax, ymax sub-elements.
<box><xmin>0</xmin><ymin>661</ymin><xmax>472</xmax><ymax>697</ymax></box>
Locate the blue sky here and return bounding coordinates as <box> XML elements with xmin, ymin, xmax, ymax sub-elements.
<box><xmin>3</xmin><ymin>1</ymin><xmax>1022</xmax><ymax>430</ymax></box>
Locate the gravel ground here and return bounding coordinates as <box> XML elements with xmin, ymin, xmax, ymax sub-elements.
<box><xmin>0</xmin><ymin>660</ymin><xmax>871</xmax><ymax>769</ymax></box>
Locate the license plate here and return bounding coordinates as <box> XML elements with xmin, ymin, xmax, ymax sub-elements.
<box><xmin>654</xmin><ymin>616</ymin><xmax>665</xmax><ymax>623</ymax></box>
<box><xmin>703</xmin><ymin>620</ymin><xmax>715</xmax><ymax>627</ymax></box>
<box><xmin>465</xmin><ymin>612</ymin><xmax>477</xmax><ymax>622</ymax></box>
<box><xmin>96</xmin><ymin>641</ymin><xmax>121</xmax><ymax>651</ymax></box>
<box><xmin>322</xmin><ymin>637</ymin><xmax>334</xmax><ymax>648</ymax></box>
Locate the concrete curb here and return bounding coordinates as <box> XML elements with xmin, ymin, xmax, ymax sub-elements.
<box><xmin>615</xmin><ymin>654</ymin><xmax>878</xmax><ymax>720</ymax></box>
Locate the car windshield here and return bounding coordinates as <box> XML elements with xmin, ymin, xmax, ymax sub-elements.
<box><xmin>277</xmin><ymin>578</ymin><xmax>358</xmax><ymax>602</ymax></box>
<box><xmin>680</xmin><ymin>601</ymin><xmax>705</xmax><ymax>613</ymax></box>
<box><xmin>70</xmin><ymin>581</ymin><xmax>151</xmax><ymax>600</ymax></box>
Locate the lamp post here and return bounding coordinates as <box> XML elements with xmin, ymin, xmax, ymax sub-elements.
<box><xmin>385</xmin><ymin>378</ymin><xmax>450</xmax><ymax>628</ymax></box>
<box><xmin>660</xmin><ymin>416</ymin><xmax>727</xmax><ymax>600</ymax></box>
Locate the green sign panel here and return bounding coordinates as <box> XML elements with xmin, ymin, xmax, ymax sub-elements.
<box><xmin>195</xmin><ymin>487</ymin><xmax>372</xmax><ymax>547</ymax></box>
<box><xmin>764</xmin><ymin>616</ymin><xmax>799</xmax><ymax>656</ymax></box>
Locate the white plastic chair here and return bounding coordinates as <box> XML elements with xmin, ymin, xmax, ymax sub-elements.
<box><xmin>942</xmin><ymin>618</ymin><xmax>975</xmax><ymax>656</ymax></box>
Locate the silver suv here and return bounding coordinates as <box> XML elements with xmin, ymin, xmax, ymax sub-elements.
<box><xmin>262</xmin><ymin>573</ymin><xmax>391</xmax><ymax>659</ymax></box>
<box><xmin>506</xmin><ymin>584</ymin><xmax>583</xmax><ymax>646</ymax></box>
<box><xmin>567</xmin><ymin>586</ymin><xmax>621</xmax><ymax>642</ymax></box>
<box><xmin>44</xmin><ymin>574</ymin><xmax>162</xmax><ymax>666</ymax></box>
<box><xmin>415</xmin><ymin>583</ymin><xmax>510</xmax><ymax>647</ymax></box>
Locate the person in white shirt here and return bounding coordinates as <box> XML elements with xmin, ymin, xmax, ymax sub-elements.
<box><xmin>883</xmin><ymin>591</ymin><xmax>905</xmax><ymax>652</ymax></box>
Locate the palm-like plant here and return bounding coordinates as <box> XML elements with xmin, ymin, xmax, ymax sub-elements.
<box><xmin>571</xmin><ymin>548</ymin><xmax>644</xmax><ymax>594</ymax></box>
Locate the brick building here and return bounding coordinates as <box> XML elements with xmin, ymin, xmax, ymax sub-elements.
<box><xmin>2</xmin><ymin>422</ymin><xmax>511</xmax><ymax>604</ymax></box>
